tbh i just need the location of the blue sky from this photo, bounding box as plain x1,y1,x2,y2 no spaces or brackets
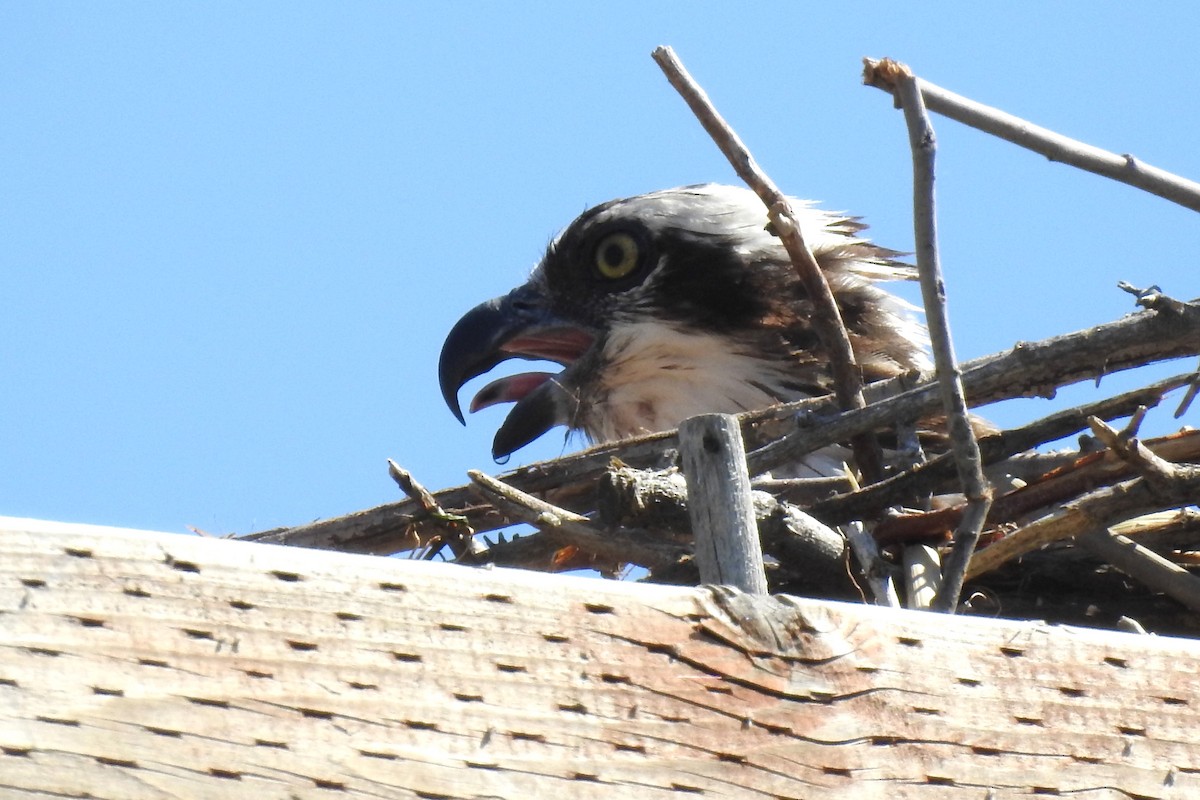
3,4,1198,537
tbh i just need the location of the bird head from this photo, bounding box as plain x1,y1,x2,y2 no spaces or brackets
439,184,928,460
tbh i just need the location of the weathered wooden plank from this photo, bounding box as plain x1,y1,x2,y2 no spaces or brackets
2,515,1199,799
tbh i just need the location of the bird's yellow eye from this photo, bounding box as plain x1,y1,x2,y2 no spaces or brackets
593,232,640,280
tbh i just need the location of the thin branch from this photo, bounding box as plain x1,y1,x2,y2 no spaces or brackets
466,470,686,571
891,66,993,612
596,462,852,597
966,429,1200,580
844,520,900,607
1088,415,1185,486
864,57,1200,214
1076,528,1200,614
1117,509,1200,556
965,477,1161,580
387,459,482,558
875,428,1200,545
813,374,1188,526
652,45,883,481
1175,361,1200,418
748,294,1200,477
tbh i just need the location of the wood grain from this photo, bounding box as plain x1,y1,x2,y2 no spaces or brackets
679,414,767,594
3,516,1199,798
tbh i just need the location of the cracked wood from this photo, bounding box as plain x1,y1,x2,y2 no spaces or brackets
3,517,1200,798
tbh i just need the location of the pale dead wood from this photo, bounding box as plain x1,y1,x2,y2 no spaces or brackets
1174,366,1200,418
6,516,1200,799
1089,413,1200,488
388,459,481,558
1078,529,1200,614
678,414,767,594
864,57,1200,213
965,464,1200,581
1069,417,1200,610
845,518,901,607
467,469,685,572
1115,508,1200,554
903,543,942,609
877,429,1200,544
598,464,852,597
892,64,993,612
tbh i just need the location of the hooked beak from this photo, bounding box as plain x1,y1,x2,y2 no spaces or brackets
438,284,594,458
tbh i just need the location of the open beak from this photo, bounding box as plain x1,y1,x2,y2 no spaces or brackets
438,284,594,458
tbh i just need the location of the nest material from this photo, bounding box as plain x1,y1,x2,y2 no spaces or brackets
244,54,1200,637
245,293,1200,637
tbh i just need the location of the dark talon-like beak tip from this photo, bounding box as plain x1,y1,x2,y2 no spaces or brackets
438,296,515,426
438,361,467,426
490,380,577,460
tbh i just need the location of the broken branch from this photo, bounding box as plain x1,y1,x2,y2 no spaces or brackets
653,45,883,481
863,57,1200,213
467,469,686,571
890,63,993,612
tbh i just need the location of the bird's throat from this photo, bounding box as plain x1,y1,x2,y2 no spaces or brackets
577,321,807,442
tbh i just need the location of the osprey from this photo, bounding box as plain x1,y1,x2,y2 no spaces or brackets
438,185,930,471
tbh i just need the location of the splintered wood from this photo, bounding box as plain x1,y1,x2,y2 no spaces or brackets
3,517,1199,799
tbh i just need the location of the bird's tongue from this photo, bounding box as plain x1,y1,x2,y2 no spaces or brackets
458,326,592,458
468,327,593,413
469,372,555,413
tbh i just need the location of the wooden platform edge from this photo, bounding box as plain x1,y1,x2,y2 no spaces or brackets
2,515,1199,799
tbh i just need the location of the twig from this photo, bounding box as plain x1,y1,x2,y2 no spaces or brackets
748,294,1200,477
903,544,942,610
1077,528,1200,614
891,66,992,612
844,520,900,607
863,57,1200,214
652,45,883,482
597,462,851,596
466,470,686,571
876,428,1200,545
965,476,1161,580
1088,416,1185,486
813,374,1188,526
387,459,481,558
966,429,1200,579
1112,508,1200,554
1174,360,1200,419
